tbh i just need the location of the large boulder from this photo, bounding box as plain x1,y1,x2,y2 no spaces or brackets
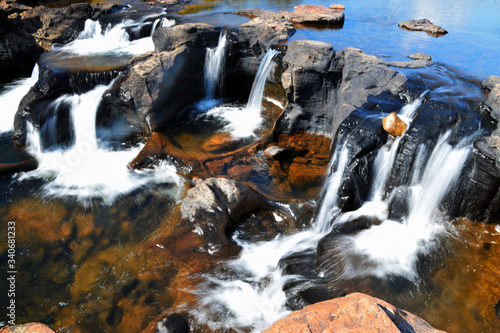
278,40,343,136
99,23,220,132
263,293,446,333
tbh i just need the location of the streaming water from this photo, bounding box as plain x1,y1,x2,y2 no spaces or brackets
0,65,38,133
151,17,176,36
207,49,279,138
204,31,227,100
19,83,183,205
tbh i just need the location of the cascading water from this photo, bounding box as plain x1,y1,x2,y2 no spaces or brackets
193,93,475,331
207,49,279,138
0,64,38,133
151,17,176,36
19,83,183,205
204,31,227,100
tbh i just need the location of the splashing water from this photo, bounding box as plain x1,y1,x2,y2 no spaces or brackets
207,49,279,138
19,83,183,205
0,64,38,133
50,19,154,57
151,17,176,36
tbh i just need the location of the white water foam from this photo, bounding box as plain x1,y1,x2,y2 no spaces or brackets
151,17,175,36
207,49,279,138
0,65,39,133
51,19,154,57
19,83,183,205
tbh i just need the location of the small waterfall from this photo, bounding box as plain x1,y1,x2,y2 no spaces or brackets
204,31,227,100
206,49,279,138
246,49,280,113
0,64,39,133
21,83,183,205
50,19,154,57
151,17,175,36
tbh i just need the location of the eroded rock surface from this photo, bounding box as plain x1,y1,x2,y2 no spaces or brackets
398,19,448,36
263,293,446,333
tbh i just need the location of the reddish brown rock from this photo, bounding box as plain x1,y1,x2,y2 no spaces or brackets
329,4,345,10
263,293,446,333
288,162,326,187
291,4,345,26
0,323,55,333
383,112,408,136
201,133,238,152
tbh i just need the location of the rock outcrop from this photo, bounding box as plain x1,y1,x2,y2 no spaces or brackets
0,0,121,73
0,323,56,333
263,293,446,333
398,19,448,36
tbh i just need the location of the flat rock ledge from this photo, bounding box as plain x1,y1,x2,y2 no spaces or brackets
263,293,446,333
398,19,448,36
235,4,344,27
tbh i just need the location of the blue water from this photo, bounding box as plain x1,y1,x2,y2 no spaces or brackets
187,0,500,79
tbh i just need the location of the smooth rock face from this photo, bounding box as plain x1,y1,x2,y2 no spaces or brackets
398,19,448,36
263,293,446,333
279,40,342,136
383,112,408,136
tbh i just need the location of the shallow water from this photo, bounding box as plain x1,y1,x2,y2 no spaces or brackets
0,0,499,332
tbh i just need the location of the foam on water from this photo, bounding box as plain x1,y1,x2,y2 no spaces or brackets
51,19,154,57
19,83,183,205
0,65,39,133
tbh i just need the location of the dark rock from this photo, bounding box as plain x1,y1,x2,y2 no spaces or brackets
334,48,407,137
332,215,383,235
388,186,411,221
278,40,343,135
156,314,190,333
398,19,448,36
152,22,219,52
263,293,446,333
0,159,38,177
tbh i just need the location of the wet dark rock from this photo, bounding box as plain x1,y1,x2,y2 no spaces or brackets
156,314,190,333
388,187,411,221
398,19,448,36
278,251,316,278
0,0,122,74
334,48,407,137
0,158,38,177
332,215,383,235
152,22,219,53
278,40,343,136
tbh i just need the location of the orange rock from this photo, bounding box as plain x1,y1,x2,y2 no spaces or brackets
329,4,346,10
263,293,446,333
0,323,55,333
227,164,255,181
201,133,238,152
383,112,408,136
288,162,327,187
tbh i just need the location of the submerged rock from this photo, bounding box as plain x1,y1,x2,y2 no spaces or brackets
398,19,448,36
263,293,446,333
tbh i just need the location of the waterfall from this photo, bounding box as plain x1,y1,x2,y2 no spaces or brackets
50,19,154,57
151,17,175,36
206,49,279,138
204,31,227,100
194,94,474,330
20,83,183,205
246,49,279,113
0,64,39,133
